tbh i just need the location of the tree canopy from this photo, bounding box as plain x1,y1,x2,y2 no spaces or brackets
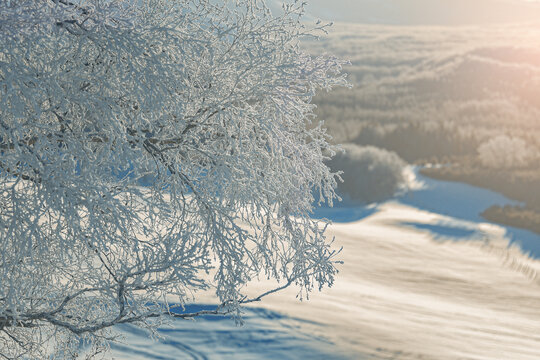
0,0,347,357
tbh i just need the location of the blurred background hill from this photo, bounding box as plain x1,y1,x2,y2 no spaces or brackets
300,21,540,234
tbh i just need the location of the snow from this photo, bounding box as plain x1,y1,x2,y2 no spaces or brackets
109,168,540,359
107,305,346,360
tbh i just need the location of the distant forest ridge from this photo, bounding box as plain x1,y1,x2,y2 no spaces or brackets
308,23,540,234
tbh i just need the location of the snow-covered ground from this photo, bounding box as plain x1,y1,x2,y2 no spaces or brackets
107,305,346,359
109,169,540,359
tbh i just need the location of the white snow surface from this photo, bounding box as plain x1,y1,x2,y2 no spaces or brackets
108,170,540,359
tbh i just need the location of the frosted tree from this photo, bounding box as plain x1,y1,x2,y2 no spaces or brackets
0,0,347,358
478,135,539,169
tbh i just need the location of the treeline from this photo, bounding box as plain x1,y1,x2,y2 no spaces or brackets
482,205,540,235
419,159,540,234
339,120,540,165
351,121,481,163
420,163,540,209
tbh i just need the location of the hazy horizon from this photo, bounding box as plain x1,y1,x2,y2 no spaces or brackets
271,0,540,26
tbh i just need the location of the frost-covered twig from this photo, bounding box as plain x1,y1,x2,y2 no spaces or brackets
0,0,347,357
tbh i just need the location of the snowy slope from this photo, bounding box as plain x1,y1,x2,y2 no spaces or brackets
106,305,346,360
108,170,540,360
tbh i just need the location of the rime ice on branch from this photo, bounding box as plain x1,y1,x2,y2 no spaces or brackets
0,0,347,358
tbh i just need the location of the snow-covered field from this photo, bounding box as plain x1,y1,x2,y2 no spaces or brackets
109,170,540,359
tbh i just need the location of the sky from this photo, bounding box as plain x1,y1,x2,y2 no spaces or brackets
292,0,540,25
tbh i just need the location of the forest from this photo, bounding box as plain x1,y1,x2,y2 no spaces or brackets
306,23,540,234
